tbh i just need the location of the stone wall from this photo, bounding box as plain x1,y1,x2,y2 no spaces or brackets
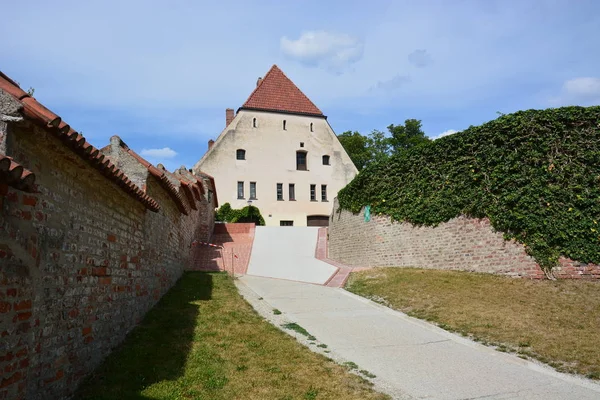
328,199,600,279
0,88,216,399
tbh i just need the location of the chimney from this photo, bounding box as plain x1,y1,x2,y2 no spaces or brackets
225,108,234,127
256,77,263,87
208,139,214,150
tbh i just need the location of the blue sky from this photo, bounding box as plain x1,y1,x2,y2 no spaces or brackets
2,0,600,170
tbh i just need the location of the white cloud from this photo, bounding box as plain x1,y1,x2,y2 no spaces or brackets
550,77,600,106
433,129,458,139
280,31,364,72
408,49,433,68
563,77,600,98
140,147,177,159
371,74,411,93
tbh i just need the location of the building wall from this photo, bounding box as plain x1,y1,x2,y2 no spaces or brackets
193,110,357,226
0,117,215,399
329,199,600,279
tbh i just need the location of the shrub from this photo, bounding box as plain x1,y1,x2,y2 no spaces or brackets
337,106,600,272
215,203,265,226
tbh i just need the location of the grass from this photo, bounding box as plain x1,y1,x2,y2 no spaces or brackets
77,272,388,400
346,267,600,379
282,322,317,341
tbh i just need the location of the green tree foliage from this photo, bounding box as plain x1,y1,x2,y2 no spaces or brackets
215,203,265,225
387,119,431,154
337,106,600,273
338,119,429,170
337,131,372,170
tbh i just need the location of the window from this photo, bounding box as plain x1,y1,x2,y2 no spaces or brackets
237,181,244,199
300,142,304,147
322,155,330,165
296,151,307,171
283,120,287,130
289,183,295,201
277,183,283,200
250,182,257,199
310,184,316,201
252,118,257,128
280,220,294,226
321,185,328,201
236,149,246,160
310,123,313,132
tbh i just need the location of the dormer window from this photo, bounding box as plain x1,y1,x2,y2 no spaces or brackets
253,118,257,128
322,155,330,165
283,120,287,130
310,123,313,132
236,149,246,160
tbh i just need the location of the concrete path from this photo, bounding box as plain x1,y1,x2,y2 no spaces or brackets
238,275,600,400
246,227,337,284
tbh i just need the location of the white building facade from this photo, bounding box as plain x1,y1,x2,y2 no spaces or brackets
193,65,358,226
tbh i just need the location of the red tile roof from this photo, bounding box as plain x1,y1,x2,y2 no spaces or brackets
0,156,36,192
240,65,323,117
0,71,160,212
115,139,188,215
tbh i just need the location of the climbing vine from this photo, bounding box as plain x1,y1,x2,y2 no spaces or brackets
337,106,600,271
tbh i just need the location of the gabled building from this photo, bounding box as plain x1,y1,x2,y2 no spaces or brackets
193,65,358,226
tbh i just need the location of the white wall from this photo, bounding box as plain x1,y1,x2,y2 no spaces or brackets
193,109,358,226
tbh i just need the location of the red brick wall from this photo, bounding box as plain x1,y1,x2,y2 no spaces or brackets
328,199,600,280
0,122,214,399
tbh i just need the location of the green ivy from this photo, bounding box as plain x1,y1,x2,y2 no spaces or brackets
215,203,265,226
337,106,600,272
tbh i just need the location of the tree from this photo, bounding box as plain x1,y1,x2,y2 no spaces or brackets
366,130,391,164
387,119,430,155
337,131,372,170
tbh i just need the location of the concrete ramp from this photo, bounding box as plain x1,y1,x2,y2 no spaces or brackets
246,227,338,284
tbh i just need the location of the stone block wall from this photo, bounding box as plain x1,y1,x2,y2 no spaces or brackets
328,199,600,279
0,89,216,399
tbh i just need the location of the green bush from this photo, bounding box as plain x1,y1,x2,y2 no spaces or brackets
337,106,600,272
215,203,265,226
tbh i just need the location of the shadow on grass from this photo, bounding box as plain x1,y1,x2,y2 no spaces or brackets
75,272,214,399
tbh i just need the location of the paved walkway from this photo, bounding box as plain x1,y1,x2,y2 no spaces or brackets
246,227,337,284
238,275,600,400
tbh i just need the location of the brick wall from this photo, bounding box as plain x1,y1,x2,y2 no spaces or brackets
0,115,215,397
328,199,600,280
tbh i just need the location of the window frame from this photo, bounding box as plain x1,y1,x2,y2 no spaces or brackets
289,183,295,201
249,182,257,200
236,149,246,160
276,183,284,201
296,151,307,171
322,155,330,165
310,184,316,201
321,184,328,202
237,181,244,199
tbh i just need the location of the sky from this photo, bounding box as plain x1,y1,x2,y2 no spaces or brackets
2,0,600,170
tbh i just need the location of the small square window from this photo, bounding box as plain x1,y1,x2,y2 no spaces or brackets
236,149,246,160
322,155,330,165
300,142,304,148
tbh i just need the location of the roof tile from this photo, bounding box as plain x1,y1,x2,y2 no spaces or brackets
240,65,323,117
0,71,160,211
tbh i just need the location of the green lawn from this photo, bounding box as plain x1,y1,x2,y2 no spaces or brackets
346,267,600,379
76,272,388,400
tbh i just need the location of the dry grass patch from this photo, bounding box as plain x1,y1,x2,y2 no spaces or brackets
77,272,388,400
346,267,600,379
